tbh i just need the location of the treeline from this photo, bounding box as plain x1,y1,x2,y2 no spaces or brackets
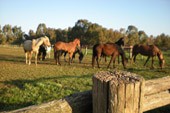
0,19,170,49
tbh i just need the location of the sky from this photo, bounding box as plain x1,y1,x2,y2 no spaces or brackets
0,0,170,36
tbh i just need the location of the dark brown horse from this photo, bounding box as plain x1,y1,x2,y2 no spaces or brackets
54,38,80,65
63,48,84,63
92,43,127,69
101,37,125,63
132,44,165,69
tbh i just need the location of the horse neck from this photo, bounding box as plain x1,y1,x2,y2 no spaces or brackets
32,38,44,49
115,40,124,46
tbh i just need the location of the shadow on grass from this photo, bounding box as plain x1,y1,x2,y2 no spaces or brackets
0,54,25,63
0,74,92,112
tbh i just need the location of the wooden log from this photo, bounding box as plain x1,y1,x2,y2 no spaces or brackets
145,76,170,96
93,71,114,113
93,70,144,113
8,90,92,113
143,90,170,112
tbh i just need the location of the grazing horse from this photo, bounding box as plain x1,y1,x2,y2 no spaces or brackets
38,45,52,60
92,43,127,69
54,38,81,65
46,46,52,58
63,48,84,63
132,44,165,69
38,45,47,61
23,36,51,65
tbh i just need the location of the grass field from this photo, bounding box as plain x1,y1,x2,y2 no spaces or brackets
0,46,170,112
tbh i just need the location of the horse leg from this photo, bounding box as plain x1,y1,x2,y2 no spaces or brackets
121,54,127,69
28,52,32,65
25,52,28,64
92,55,96,68
131,53,137,64
56,51,61,65
151,57,154,69
96,54,101,68
107,54,116,69
105,56,107,62
144,56,150,66
69,52,73,65
35,52,38,65
64,51,67,62
113,57,116,68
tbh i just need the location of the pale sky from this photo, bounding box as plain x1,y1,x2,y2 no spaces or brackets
0,0,170,36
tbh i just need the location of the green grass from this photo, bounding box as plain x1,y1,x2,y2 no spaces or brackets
0,46,170,112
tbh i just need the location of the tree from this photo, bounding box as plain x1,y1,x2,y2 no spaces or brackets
36,23,47,37
3,24,12,35
46,28,56,44
138,30,148,44
29,30,36,39
126,25,139,45
12,26,23,45
70,19,91,45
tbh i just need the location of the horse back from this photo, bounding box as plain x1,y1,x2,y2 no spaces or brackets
102,43,119,56
23,40,32,52
133,44,161,56
54,41,77,52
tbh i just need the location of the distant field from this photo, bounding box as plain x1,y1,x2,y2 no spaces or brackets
0,46,170,112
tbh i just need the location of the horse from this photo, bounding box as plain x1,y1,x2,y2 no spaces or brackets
23,36,51,65
92,43,127,69
38,45,52,60
132,44,165,69
46,46,52,58
101,37,125,63
63,47,84,63
38,45,47,61
54,38,81,65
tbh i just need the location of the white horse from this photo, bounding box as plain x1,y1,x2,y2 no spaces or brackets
23,36,51,65
46,46,52,58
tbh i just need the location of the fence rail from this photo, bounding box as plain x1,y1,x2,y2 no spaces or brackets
7,71,170,113
93,71,170,113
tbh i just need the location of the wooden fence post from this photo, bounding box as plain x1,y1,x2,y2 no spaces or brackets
93,71,145,113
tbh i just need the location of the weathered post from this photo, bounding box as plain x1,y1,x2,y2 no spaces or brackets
93,70,145,113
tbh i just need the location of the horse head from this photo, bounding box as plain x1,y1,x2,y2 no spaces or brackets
159,59,165,69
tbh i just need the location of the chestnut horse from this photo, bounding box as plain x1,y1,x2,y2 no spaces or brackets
92,43,127,69
54,38,80,65
132,44,165,69
23,36,51,65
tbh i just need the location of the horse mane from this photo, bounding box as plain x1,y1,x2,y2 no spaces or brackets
115,37,124,46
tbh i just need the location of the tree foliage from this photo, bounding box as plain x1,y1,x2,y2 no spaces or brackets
0,19,170,49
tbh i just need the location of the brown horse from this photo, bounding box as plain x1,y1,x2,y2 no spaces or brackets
54,38,80,65
92,43,127,69
132,44,165,69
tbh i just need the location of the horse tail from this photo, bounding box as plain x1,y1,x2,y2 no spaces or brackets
92,44,99,67
53,46,57,60
132,44,140,56
117,45,127,68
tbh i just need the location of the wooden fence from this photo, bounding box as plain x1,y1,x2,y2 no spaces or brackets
93,71,170,113
7,70,170,113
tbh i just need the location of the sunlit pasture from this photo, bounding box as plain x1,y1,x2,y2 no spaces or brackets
0,45,170,112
